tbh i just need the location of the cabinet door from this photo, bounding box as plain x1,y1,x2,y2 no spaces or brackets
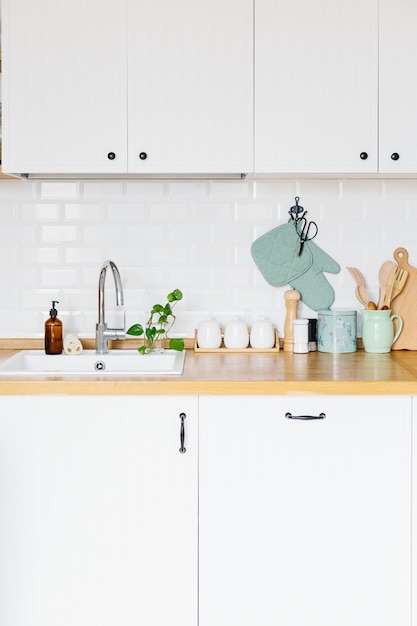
0,395,197,626
2,0,128,174
255,0,378,173
413,397,417,626
127,0,253,174
199,395,411,626
379,0,417,173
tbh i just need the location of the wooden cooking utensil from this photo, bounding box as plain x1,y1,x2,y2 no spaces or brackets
347,267,371,304
377,260,396,309
355,285,369,306
390,267,408,303
390,247,417,349
346,266,366,286
382,265,396,309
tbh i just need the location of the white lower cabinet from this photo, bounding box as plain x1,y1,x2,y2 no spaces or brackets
199,395,412,626
0,395,198,626
0,393,413,626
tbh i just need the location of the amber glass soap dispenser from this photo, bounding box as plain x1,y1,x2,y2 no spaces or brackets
45,300,63,354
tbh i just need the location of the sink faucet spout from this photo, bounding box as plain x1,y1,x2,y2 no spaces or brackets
96,260,126,354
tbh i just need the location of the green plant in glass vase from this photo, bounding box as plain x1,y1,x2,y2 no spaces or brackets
126,289,185,354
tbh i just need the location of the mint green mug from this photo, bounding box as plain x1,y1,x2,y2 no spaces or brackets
361,309,403,353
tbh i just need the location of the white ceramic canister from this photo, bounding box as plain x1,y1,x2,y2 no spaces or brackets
293,319,309,353
224,317,249,349
250,317,275,349
317,309,357,353
197,317,222,349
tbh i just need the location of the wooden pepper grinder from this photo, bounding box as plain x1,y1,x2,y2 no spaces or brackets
284,289,300,352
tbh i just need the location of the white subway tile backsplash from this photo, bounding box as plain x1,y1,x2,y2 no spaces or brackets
20,247,60,265
2,176,417,338
126,180,165,200
168,180,210,199
39,268,82,288
149,202,191,222
107,203,146,222
0,223,37,243
194,246,234,267
41,224,78,242
194,202,234,222
235,203,276,221
40,181,79,199
82,180,122,199
148,245,190,266
211,180,252,199
21,203,60,220
83,223,125,243
64,247,104,265
64,203,104,220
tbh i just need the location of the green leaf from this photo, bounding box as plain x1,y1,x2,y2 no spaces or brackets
169,338,185,351
155,328,166,336
127,323,144,337
158,314,169,324
167,289,183,303
145,327,157,341
138,345,147,355
151,304,164,313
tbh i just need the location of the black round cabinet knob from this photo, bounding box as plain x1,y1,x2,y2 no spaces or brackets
107,152,116,160
359,152,368,160
139,152,148,160
391,152,400,161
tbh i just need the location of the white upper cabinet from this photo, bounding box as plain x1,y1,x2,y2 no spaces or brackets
379,0,417,173
2,0,253,176
255,0,378,174
2,0,128,174
127,0,253,174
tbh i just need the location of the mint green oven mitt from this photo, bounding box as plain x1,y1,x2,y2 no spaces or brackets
251,221,340,311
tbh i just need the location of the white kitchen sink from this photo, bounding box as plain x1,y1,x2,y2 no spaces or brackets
0,349,186,376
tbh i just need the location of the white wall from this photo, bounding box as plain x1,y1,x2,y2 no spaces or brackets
0,176,416,339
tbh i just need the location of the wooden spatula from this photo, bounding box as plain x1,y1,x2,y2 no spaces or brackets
390,268,408,304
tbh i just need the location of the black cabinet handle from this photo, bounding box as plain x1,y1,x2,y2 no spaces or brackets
285,412,326,421
107,152,116,160
359,152,368,160
391,152,400,161
139,152,148,160
179,412,186,454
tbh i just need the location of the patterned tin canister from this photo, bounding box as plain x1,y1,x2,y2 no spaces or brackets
317,309,357,353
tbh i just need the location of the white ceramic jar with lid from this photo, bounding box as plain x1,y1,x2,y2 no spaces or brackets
197,317,222,349
249,317,275,349
224,317,249,349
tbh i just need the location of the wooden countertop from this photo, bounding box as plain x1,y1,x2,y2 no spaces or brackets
1,344,417,395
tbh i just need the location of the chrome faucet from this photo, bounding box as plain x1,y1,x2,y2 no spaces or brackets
96,260,126,354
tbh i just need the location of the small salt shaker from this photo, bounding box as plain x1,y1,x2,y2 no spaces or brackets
293,319,309,353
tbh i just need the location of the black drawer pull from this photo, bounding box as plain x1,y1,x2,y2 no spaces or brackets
285,412,326,420
179,412,186,454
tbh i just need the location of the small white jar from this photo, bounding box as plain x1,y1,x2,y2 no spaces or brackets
197,317,222,349
250,317,275,349
293,319,309,353
224,317,249,349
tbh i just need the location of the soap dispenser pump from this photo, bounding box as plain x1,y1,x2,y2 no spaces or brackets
45,300,63,354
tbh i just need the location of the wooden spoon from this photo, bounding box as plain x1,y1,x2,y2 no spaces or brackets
383,265,396,309
377,260,395,309
355,285,369,306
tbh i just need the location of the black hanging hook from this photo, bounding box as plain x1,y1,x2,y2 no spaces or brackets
288,196,307,221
